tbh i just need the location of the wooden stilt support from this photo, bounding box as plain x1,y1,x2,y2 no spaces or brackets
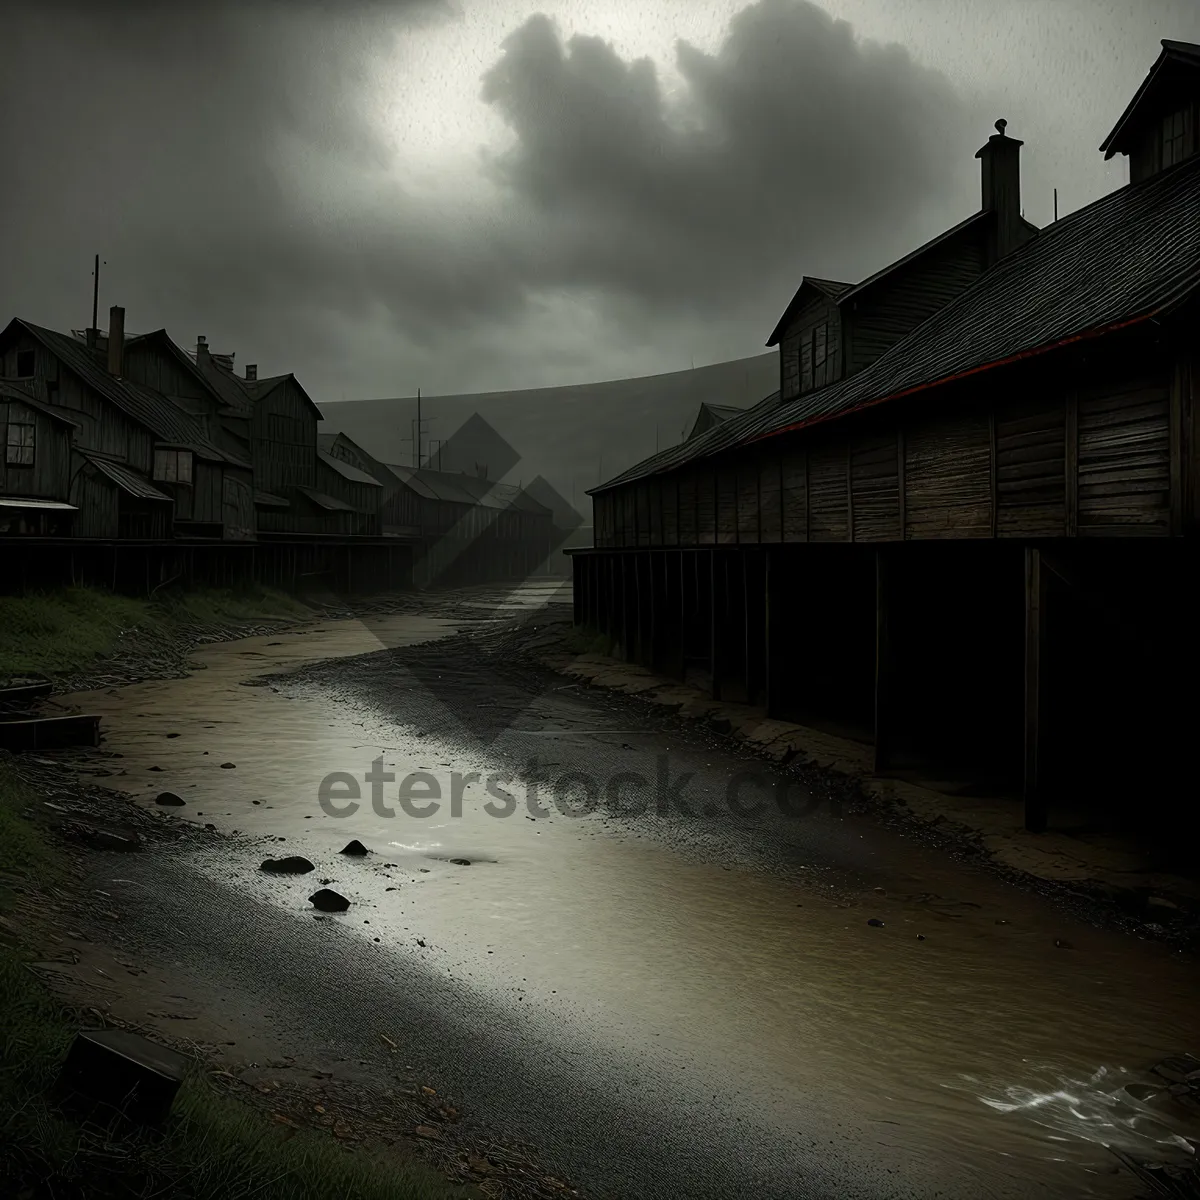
873,548,892,775
1024,545,1047,833
710,550,722,700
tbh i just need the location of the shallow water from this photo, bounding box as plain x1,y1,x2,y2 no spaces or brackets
69,583,1200,1198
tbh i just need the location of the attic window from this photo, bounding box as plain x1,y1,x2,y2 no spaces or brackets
5,406,35,466
15,350,35,378
154,448,194,484
1162,107,1192,168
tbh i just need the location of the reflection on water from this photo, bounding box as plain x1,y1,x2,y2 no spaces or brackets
68,597,1200,1199
964,1064,1197,1165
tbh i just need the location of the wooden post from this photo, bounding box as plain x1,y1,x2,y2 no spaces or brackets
873,548,892,774
576,552,585,628
1065,391,1079,537
710,550,722,699
1024,546,1047,833
633,553,644,664
763,550,774,715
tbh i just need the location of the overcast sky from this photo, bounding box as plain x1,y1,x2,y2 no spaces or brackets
3,0,1198,403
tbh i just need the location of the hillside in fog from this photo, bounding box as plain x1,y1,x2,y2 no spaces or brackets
319,353,779,518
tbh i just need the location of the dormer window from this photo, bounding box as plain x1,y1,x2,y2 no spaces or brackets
1162,106,1192,167
812,323,828,369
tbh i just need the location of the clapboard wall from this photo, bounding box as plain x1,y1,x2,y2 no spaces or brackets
593,334,1192,548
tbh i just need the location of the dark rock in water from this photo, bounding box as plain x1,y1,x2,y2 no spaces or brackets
867,918,885,927
1152,1054,1200,1084
1054,938,1074,950
155,792,185,807
310,888,350,913
148,766,163,772
166,733,180,739
449,858,471,866
260,856,315,875
340,840,369,856
219,762,236,769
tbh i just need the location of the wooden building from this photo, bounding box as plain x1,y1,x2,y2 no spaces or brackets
0,380,79,535
686,402,747,442
316,428,555,586
0,312,253,541
573,41,1200,842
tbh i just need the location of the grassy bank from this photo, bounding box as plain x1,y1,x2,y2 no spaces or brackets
0,764,470,1200
0,586,312,682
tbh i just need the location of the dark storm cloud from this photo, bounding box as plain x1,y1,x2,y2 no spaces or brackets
1,0,998,389
479,1,977,315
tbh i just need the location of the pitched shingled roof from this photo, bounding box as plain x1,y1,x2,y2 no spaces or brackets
317,447,383,487
78,451,172,502
11,321,251,468
593,150,1200,493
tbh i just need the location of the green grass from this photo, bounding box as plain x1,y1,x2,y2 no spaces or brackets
0,586,311,682
0,764,470,1200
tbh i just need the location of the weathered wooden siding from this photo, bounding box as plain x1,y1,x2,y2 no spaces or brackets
1076,377,1171,535
716,465,738,544
122,343,211,405
995,398,1066,536
69,466,119,538
222,469,256,540
759,457,782,543
781,451,808,542
903,411,992,539
0,403,72,501
697,468,716,544
843,227,987,375
594,340,1188,549
661,475,679,546
678,471,697,546
808,440,850,542
254,380,317,496
850,433,901,541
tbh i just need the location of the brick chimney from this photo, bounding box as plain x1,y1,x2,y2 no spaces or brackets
976,119,1025,265
245,364,257,382
196,335,209,365
107,306,125,376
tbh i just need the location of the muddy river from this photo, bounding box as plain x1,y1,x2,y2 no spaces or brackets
66,583,1200,1199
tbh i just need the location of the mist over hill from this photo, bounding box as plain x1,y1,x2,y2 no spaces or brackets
319,352,779,521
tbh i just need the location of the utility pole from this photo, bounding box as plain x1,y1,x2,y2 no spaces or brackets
91,254,100,331
416,388,421,467
1054,188,1059,222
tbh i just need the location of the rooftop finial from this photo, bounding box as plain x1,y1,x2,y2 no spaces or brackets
995,118,1008,135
